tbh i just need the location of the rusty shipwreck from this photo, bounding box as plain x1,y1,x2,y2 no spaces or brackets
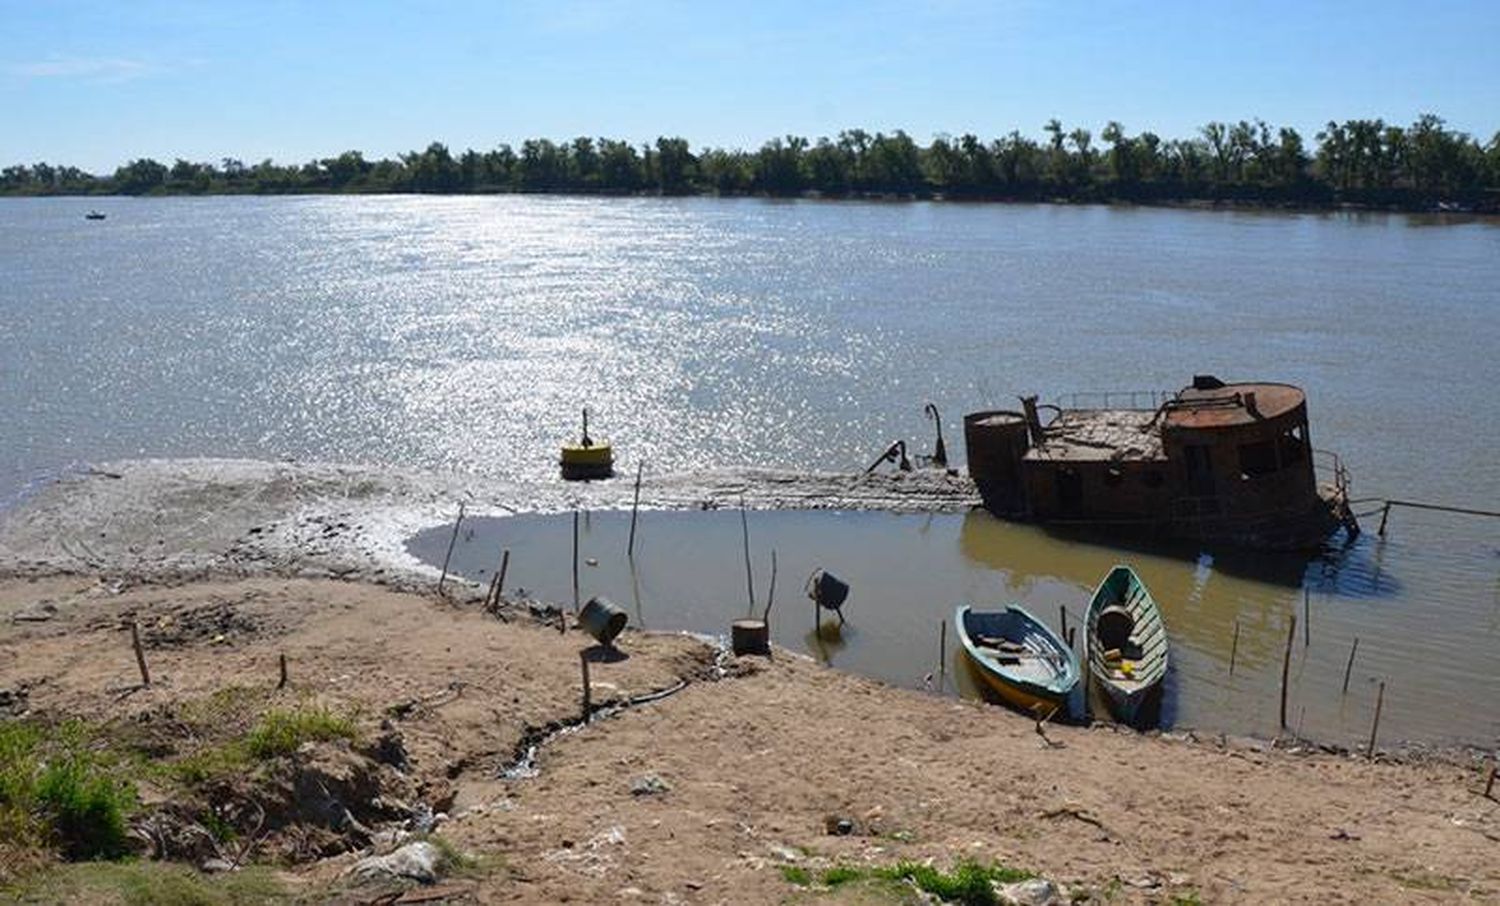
963,376,1356,550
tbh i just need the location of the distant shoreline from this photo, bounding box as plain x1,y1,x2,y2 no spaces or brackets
4,187,1496,218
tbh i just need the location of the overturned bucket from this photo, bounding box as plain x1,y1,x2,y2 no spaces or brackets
579,596,628,647
731,619,770,656
808,569,850,611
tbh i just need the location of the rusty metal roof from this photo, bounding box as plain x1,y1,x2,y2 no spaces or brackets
1024,409,1166,463
1165,382,1305,430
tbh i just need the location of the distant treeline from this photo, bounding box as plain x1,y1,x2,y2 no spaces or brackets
5,115,1499,212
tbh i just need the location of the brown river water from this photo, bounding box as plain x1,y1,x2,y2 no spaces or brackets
412,504,1500,750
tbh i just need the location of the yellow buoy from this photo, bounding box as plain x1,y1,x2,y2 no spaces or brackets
560,408,614,480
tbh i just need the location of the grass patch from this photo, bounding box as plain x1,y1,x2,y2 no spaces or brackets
874,859,1033,905
779,859,1033,903
0,721,136,861
245,705,357,760
5,860,287,905
1172,893,1204,906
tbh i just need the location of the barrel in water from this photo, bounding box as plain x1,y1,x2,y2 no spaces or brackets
579,596,628,646
963,411,1030,516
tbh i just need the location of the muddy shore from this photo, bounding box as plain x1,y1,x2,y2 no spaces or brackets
2,459,1498,903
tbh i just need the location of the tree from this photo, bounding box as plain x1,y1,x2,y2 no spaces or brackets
114,158,167,194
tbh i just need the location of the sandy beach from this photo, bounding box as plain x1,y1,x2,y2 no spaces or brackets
1,460,1497,903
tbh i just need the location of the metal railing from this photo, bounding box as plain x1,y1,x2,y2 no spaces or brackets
1053,389,1176,411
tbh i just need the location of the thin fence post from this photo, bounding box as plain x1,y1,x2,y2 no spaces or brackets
130,620,150,687
739,500,755,612
580,651,592,723
628,462,643,559
1228,620,1240,677
496,549,510,605
1303,587,1311,647
1279,613,1297,731
277,652,288,690
437,502,466,594
938,619,947,692
1341,638,1360,695
1366,680,1386,759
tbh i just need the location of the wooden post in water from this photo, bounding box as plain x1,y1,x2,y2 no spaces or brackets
1341,638,1360,695
1366,680,1386,759
277,653,288,690
627,462,643,559
1303,587,1311,647
579,651,592,724
495,549,510,605
130,620,150,687
938,619,947,692
437,502,466,595
739,499,755,612
571,510,580,613
1279,613,1297,731
1229,620,1240,677
1377,502,1392,536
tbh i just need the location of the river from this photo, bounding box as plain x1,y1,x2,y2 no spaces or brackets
4,195,1499,746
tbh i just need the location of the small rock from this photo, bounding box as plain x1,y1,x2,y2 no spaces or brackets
996,878,1061,906
352,840,442,884
767,844,801,863
631,774,671,796
200,858,234,874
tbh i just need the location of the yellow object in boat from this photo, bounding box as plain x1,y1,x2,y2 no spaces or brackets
1119,661,1136,676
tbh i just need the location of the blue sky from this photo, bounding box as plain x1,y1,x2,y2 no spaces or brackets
4,0,1498,172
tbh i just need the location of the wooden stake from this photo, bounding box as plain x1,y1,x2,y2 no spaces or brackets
1377,501,1392,536
495,549,510,606
1303,587,1311,647
763,549,778,622
1279,613,1297,731
627,461,643,559
437,502,466,595
1341,637,1360,695
1228,620,1240,677
1366,680,1386,759
580,651,592,723
739,499,755,613
277,652,288,690
571,510,580,613
130,620,150,687
938,619,947,692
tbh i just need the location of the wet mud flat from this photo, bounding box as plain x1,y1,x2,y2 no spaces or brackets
0,458,978,586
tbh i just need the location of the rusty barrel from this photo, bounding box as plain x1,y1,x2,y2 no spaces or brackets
963,410,1030,516
579,596,628,646
731,619,770,656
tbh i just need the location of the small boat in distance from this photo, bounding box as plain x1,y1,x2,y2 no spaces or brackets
84,210,106,220
1086,565,1168,726
956,604,1079,719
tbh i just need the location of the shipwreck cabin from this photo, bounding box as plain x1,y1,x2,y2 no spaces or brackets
964,377,1354,550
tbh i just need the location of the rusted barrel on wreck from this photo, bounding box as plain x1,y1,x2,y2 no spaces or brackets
963,410,1030,515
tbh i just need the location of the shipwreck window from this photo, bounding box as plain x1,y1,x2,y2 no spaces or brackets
1278,424,1308,465
1238,440,1279,478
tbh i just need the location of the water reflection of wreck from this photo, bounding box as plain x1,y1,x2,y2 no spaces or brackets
964,376,1357,551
